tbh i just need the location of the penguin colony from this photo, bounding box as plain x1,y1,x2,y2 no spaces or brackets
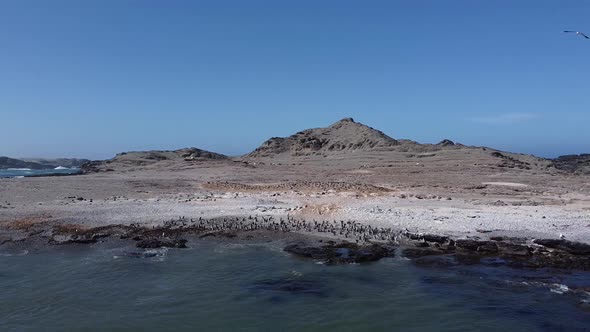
143,215,404,244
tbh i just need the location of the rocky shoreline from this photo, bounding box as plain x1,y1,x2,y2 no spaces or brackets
3,216,590,271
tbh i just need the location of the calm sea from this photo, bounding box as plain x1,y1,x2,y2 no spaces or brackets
1,240,589,331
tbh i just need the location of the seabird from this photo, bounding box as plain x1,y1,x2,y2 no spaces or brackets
564,30,589,39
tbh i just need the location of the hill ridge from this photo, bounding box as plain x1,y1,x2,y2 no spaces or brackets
245,117,402,159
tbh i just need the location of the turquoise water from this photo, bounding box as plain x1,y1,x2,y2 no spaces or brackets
0,168,80,178
1,240,589,331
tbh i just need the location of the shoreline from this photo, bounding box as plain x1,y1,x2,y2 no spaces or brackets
2,162,590,270
2,215,590,270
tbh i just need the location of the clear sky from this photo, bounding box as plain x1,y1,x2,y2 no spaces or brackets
1,1,589,160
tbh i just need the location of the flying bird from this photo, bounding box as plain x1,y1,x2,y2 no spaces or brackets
564,30,589,39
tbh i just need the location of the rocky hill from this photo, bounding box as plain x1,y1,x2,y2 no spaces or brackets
240,117,554,174
245,118,405,158
243,118,464,159
81,147,227,173
552,154,590,174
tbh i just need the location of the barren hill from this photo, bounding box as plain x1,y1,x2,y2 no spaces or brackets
81,147,227,173
241,118,552,175
245,118,405,159
244,117,470,158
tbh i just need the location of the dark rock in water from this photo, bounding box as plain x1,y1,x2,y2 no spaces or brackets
122,252,158,258
284,242,395,264
520,249,590,270
251,277,329,298
65,237,98,244
412,255,459,268
533,239,590,255
136,238,187,249
402,248,447,258
401,233,590,271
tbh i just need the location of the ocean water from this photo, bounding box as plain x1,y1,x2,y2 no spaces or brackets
1,241,589,331
0,168,80,178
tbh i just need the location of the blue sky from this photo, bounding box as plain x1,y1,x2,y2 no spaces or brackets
1,1,589,159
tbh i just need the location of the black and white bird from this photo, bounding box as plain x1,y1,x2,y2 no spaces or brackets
564,30,589,39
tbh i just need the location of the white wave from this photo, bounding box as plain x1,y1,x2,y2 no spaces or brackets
6,168,31,171
550,283,570,295
54,166,69,170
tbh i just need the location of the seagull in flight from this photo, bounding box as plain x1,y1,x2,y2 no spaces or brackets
564,30,589,39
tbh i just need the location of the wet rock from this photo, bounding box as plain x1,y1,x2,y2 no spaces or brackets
402,248,446,259
250,277,329,298
412,255,459,268
136,238,187,249
497,242,532,257
522,250,590,270
455,239,498,254
199,231,237,239
284,242,394,264
533,239,590,255
64,236,98,244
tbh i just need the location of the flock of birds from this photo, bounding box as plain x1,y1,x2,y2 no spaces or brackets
158,215,403,244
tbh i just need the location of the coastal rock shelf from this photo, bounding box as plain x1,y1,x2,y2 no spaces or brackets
283,242,395,264
5,217,590,270
400,234,590,270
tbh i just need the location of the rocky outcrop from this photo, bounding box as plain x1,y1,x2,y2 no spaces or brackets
81,147,227,173
552,154,590,174
401,233,590,270
436,139,455,147
490,151,532,170
532,239,590,255
284,241,395,264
